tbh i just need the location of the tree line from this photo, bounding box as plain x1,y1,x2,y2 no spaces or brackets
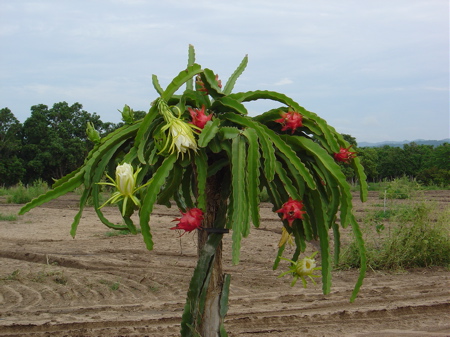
342,135,449,186
1,102,449,187
0,102,145,186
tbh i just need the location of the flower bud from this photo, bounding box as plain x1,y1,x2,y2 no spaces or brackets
120,104,134,124
86,122,101,144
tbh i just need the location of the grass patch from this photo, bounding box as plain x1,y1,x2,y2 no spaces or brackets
339,200,450,270
0,269,21,281
104,229,139,237
0,213,18,221
6,180,49,204
0,187,9,196
99,279,120,290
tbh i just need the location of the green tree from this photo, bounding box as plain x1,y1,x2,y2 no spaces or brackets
357,147,379,181
0,107,25,186
20,102,106,183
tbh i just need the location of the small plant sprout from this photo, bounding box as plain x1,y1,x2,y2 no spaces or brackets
279,252,322,287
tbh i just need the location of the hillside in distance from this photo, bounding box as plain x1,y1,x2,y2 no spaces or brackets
358,138,449,148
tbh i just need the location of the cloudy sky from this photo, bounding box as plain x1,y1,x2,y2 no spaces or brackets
1,0,448,143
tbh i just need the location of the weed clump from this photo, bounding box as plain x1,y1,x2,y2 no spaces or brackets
339,200,450,270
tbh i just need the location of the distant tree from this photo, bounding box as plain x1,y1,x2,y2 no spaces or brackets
0,108,25,185
20,102,105,184
342,134,357,147
357,147,379,182
376,146,405,179
432,143,450,170
401,142,434,177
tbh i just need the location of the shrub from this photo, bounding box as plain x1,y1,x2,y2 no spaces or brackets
379,176,421,200
339,200,450,270
6,180,49,204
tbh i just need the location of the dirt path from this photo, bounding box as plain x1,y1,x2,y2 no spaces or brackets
0,191,449,336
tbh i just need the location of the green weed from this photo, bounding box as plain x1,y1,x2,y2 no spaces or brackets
379,176,421,200
339,200,450,270
0,269,21,281
6,180,49,204
0,213,18,221
99,279,120,290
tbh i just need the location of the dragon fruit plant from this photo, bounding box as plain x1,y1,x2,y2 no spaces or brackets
20,45,368,337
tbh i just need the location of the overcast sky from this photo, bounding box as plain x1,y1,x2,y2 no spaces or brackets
1,0,448,143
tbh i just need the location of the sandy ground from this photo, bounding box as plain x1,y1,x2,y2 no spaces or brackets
0,190,449,337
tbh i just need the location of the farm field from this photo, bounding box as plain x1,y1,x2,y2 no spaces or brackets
0,190,449,337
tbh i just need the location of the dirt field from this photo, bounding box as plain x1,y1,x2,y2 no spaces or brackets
0,190,449,337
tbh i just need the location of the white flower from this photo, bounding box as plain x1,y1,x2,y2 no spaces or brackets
170,119,198,154
156,98,198,157
98,163,149,215
278,252,322,288
115,163,136,196
296,256,317,276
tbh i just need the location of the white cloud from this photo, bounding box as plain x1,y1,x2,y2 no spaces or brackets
274,78,293,86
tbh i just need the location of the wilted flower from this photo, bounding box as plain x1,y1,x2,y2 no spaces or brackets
86,122,101,144
98,163,147,215
156,98,199,157
275,110,303,134
188,105,212,129
276,197,306,226
278,252,322,287
334,146,356,163
170,208,204,235
278,226,294,248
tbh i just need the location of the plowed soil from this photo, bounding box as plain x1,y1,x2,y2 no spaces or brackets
0,191,449,337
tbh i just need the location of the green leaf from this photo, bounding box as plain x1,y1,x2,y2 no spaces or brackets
181,165,195,209
186,44,196,90
152,74,164,95
211,96,248,115
70,186,90,238
272,243,286,270
222,113,276,182
134,104,159,150
139,154,177,250
219,127,241,140
261,127,315,190
19,171,84,215
223,54,248,95
310,189,332,294
200,68,224,99
352,156,368,202
207,158,229,177
219,273,231,319
242,128,260,228
194,150,208,210
162,63,202,101
230,135,248,264
229,90,340,152
274,161,300,199
348,215,367,303
157,163,183,206
198,119,220,148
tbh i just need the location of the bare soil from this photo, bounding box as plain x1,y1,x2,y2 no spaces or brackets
0,191,449,337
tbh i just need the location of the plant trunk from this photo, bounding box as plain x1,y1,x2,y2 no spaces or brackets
197,173,226,337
